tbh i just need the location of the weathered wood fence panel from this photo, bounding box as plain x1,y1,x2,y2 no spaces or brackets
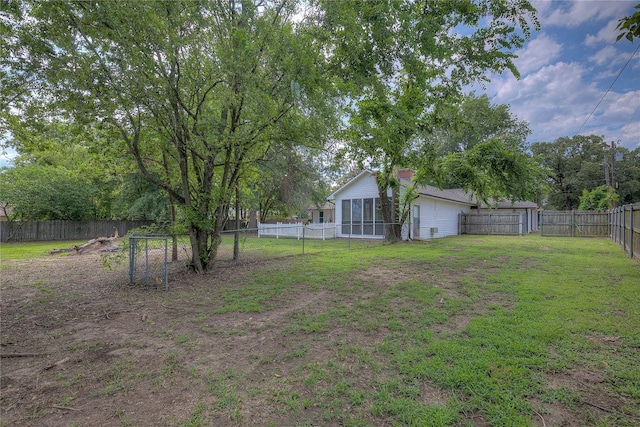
610,203,639,260
459,213,527,235
539,210,609,237
0,220,153,242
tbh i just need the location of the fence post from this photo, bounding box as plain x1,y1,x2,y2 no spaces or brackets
129,235,135,284
488,213,492,236
302,225,305,255
630,204,634,259
572,209,575,237
519,212,523,235
619,207,623,244
622,206,626,253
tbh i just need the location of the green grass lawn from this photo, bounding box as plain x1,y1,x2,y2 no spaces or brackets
0,240,88,260
202,234,640,425
2,234,639,426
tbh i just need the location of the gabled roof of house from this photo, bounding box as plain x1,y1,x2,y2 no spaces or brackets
477,200,538,209
326,170,374,200
327,170,537,209
307,202,334,211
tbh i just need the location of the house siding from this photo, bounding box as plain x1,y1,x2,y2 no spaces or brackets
311,208,334,224
413,196,471,240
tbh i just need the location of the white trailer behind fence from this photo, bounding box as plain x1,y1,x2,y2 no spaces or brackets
257,222,337,240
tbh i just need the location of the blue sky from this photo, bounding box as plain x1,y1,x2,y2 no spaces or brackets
484,0,640,150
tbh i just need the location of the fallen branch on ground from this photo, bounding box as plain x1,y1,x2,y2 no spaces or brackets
43,357,70,370
0,353,47,358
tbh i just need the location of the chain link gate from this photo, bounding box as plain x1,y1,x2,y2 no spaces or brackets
129,235,169,291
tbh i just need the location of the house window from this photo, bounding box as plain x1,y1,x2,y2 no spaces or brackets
352,199,362,234
341,198,383,236
341,200,351,234
319,211,324,224
363,198,374,235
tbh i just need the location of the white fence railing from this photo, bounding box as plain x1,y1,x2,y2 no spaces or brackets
257,222,337,240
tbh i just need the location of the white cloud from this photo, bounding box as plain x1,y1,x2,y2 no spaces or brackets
585,19,622,46
614,115,640,149
588,45,621,66
486,61,640,149
533,0,632,28
514,33,563,75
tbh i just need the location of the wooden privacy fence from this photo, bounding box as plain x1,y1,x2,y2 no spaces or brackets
539,210,609,237
0,220,153,242
459,212,528,235
610,203,639,260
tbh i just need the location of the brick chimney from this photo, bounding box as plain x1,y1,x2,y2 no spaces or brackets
397,169,414,180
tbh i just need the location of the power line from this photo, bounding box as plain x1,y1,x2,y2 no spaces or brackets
574,44,640,137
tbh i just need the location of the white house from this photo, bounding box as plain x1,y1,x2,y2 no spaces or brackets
326,170,476,240
306,202,335,224
325,169,538,240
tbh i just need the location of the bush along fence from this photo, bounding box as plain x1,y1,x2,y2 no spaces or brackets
0,220,153,242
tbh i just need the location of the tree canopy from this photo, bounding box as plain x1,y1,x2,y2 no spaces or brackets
3,0,334,271
2,0,546,259
318,0,541,240
531,135,640,210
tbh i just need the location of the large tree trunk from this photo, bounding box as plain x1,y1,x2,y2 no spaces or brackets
375,171,402,242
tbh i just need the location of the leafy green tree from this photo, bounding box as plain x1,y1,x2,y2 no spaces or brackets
615,146,640,205
4,1,333,272
0,163,96,220
317,0,540,240
531,135,608,210
578,185,619,211
617,3,640,41
1,119,129,219
529,135,640,210
250,144,329,222
432,93,531,156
